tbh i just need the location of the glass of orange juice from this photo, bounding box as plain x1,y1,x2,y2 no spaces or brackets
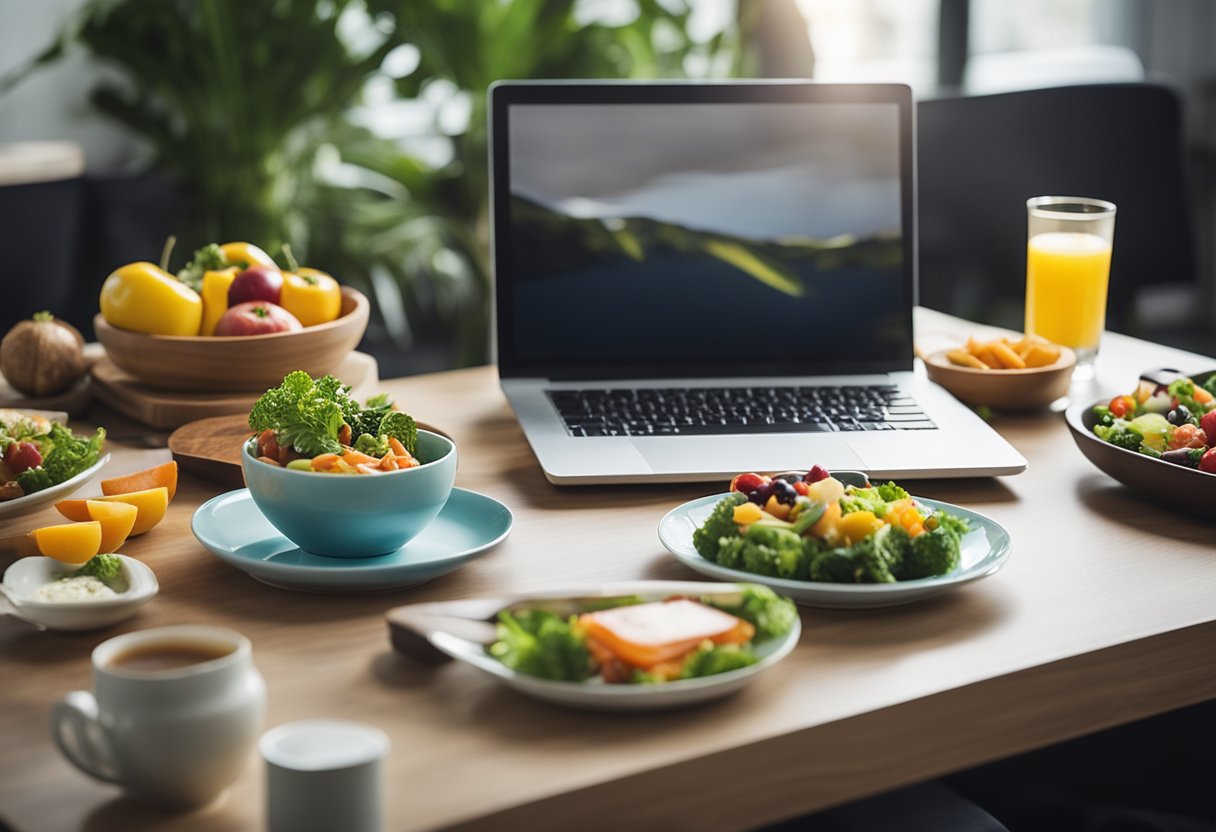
1025,196,1117,379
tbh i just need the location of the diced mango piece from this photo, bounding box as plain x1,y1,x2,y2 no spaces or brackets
732,501,763,526
838,510,883,546
763,495,791,521
32,521,103,564
809,501,843,543
101,461,178,502
84,500,139,553
91,487,169,536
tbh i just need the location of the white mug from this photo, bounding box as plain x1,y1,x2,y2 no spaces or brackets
50,625,266,809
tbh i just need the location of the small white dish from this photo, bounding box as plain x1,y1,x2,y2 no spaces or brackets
397,581,801,711
0,554,158,630
0,454,110,520
659,494,1012,609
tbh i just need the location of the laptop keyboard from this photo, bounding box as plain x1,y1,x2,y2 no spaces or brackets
547,385,936,437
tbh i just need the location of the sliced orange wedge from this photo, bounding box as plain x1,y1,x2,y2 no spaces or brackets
32,521,103,564
101,461,178,502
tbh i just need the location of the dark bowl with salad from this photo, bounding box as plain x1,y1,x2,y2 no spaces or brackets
241,371,456,557
1065,368,1216,518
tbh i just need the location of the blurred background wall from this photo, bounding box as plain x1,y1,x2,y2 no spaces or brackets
1,0,1214,374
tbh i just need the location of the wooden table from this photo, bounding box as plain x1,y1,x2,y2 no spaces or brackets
3,310,1216,832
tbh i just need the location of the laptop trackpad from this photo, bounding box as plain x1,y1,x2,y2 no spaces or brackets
633,434,865,475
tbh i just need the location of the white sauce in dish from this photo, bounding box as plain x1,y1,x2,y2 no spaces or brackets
32,576,119,602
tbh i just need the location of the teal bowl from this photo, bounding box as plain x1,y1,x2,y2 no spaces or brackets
240,430,457,558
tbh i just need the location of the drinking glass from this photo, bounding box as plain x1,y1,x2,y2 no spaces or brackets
1025,196,1117,379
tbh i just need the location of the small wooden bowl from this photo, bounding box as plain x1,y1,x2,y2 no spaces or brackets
923,345,1076,410
95,287,369,392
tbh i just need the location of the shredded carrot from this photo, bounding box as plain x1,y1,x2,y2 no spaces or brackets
310,453,341,471
387,437,408,457
341,450,380,467
396,455,418,469
380,453,398,471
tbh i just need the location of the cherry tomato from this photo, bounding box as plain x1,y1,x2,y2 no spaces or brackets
1108,395,1135,418
730,472,768,494
1200,447,1216,474
1201,410,1216,446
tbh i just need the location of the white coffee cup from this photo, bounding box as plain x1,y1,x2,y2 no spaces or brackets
261,719,390,832
50,625,266,809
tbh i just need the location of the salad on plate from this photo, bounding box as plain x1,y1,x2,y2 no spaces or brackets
0,410,105,503
692,466,970,584
1090,372,1216,473
488,584,797,685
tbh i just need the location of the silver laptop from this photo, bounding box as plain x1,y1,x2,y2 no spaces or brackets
489,81,1027,485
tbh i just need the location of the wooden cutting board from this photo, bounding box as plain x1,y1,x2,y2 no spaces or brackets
169,413,449,490
92,351,379,430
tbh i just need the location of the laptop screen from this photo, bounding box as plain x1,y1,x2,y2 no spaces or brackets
491,83,915,380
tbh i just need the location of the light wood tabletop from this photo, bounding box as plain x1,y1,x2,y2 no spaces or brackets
3,309,1215,832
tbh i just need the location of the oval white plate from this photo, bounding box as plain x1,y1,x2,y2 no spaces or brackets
0,454,110,520
1,554,158,630
424,581,800,711
659,494,1012,609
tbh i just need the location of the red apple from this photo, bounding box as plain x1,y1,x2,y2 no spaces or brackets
228,266,284,306
4,441,42,475
214,302,303,336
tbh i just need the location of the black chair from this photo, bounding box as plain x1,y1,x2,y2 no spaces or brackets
917,82,1196,335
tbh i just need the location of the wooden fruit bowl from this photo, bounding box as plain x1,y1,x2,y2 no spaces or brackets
94,287,369,392
923,345,1076,411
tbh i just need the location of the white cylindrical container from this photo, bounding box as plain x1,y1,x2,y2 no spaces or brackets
261,719,390,832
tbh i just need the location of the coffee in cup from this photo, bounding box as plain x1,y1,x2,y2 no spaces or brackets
51,625,265,809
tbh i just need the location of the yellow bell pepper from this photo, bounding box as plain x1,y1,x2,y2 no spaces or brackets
219,241,276,271
280,268,342,327
199,267,239,335
100,262,203,336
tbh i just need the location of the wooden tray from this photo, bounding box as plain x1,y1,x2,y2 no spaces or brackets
92,351,379,430
170,412,448,490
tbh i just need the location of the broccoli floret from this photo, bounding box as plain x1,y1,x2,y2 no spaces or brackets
376,411,418,455
71,554,127,591
679,643,758,679
740,525,805,579
807,525,904,583
899,513,967,579
710,528,806,579
1092,405,1114,427
1094,421,1143,452
692,492,747,561
709,584,798,641
808,545,868,582
714,536,748,570
353,433,389,457
853,523,903,582
487,610,590,682
840,482,910,517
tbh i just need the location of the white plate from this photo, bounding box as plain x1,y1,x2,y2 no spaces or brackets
659,494,1012,609
1,554,158,630
0,454,110,520
422,581,801,711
